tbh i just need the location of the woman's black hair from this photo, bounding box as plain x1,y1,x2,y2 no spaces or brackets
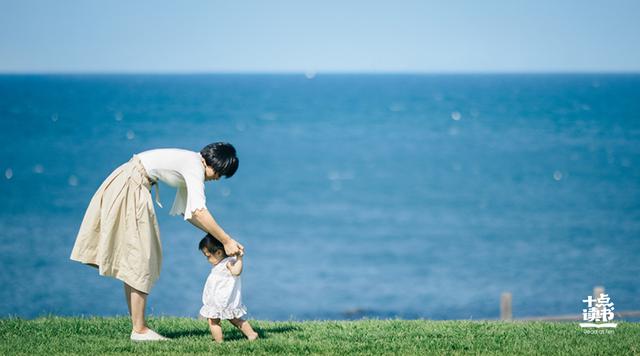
198,233,226,256
200,142,239,178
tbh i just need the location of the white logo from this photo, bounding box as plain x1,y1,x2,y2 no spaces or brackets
579,293,617,330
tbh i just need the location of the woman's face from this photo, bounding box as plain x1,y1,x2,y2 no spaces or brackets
201,157,221,181
204,166,221,181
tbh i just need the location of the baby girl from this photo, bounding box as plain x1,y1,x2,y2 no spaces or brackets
198,233,258,342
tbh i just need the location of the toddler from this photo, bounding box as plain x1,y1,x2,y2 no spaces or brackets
199,233,258,342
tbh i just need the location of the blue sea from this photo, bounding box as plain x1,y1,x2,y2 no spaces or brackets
0,74,639,321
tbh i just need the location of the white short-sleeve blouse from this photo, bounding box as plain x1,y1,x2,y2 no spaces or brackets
137,148,207,220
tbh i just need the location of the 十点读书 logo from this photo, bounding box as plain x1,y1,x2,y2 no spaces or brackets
579,293,617,333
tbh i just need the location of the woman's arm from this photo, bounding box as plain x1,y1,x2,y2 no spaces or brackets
186,212,207,232
226,255,243,276
188,209,244,255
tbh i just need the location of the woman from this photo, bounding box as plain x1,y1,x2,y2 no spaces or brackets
70,142,243,341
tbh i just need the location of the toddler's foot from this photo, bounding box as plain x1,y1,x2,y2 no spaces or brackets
247,332,258,341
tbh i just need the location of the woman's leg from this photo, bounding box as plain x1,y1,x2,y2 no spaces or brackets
208,318,223,343
123,283,132,316
229,318,258,341
125,283,149,333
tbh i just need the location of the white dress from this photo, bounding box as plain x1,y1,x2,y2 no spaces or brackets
137,148,207,220
199,256,248,319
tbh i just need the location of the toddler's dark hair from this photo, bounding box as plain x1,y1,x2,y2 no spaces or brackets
198,233,226,256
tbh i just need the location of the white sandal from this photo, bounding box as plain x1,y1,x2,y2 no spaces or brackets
130,328,170,341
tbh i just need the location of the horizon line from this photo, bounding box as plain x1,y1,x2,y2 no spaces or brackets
1,70,640,76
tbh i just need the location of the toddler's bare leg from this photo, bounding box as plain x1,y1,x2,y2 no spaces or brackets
229,318,258,341
208,318,223,343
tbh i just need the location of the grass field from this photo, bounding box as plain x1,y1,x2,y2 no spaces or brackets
0,316,637,355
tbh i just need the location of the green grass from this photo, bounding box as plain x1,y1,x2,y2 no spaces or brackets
0,316,638,355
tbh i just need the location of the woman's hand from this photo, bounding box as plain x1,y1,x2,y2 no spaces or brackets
223,239,244,257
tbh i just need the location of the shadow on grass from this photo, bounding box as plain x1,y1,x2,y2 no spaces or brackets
163,324,303,341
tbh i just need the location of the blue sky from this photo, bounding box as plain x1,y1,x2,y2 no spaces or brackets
1,0,639,73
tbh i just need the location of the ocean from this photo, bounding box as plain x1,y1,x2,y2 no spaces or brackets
0,74,638,321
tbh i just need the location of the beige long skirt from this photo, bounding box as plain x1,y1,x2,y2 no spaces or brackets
70,155,162,294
